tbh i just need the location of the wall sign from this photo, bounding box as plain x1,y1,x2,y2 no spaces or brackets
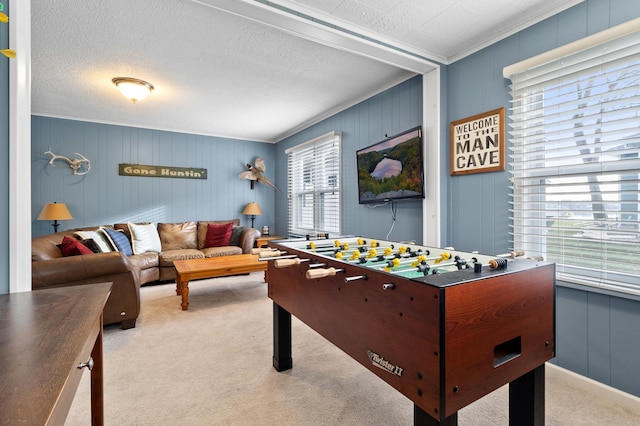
450,107,505,176
119,164,208,179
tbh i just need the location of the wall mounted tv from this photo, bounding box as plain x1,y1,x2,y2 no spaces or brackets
356,126,425,204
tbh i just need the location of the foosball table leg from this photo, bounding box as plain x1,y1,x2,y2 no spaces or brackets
273,302,292,372
414,405,457,425
509,364,545,426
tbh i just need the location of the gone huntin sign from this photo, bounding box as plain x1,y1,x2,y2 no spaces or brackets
119,164,208,180
450,107,505,176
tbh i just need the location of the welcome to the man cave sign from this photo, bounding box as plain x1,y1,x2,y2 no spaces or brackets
450,107,505,176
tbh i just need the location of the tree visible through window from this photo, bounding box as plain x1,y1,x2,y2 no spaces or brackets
507,31,640,295
286,131,341,237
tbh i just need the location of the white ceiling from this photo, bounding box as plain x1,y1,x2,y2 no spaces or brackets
31,0,583,142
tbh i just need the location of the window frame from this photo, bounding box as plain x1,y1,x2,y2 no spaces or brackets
505,26,640,297
286,131,342,237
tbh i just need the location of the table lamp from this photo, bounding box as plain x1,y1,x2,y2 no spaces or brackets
38,202,73,233
242,202,262,228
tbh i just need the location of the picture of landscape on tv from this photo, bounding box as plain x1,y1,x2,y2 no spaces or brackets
356,126,424,204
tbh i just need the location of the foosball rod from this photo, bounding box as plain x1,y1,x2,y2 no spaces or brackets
306,238,366,250
386,264,430,276
307,238,387,251
370,255,429,270
386,255,475,274
333,245,398,261
426,256,475,270
496,249,525,258
341,247,427,265
314,242,396,255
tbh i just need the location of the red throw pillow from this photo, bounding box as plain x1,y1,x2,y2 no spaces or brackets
60,236,94,256
204,222,233,248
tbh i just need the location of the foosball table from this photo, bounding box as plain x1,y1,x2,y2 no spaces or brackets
263,236,556,426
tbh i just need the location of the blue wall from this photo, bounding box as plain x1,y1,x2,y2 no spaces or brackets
31,117,276,235
0,0,9,295
446,0,640,397
274,76,424,243
556,286,640,397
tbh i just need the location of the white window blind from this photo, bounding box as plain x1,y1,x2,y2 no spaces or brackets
286,131,342,237
506,29,640,296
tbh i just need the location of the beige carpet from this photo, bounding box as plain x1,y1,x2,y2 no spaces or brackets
66,273,640,425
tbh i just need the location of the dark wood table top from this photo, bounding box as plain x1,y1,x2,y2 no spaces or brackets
0,283,112,425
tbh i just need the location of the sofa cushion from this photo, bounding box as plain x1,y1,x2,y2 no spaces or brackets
197,219,240,249
128,252,160,269
74,230,114,252
204,222,233,248
202,246,243,258
158,222,197,251
59,236,93,256
128,222,162,254
158,249,205,267
100,227,134,256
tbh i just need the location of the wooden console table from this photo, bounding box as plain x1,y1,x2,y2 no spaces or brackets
0,282,112,425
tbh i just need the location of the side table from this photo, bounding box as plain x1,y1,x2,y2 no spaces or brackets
0,282,112,425
256,235,286,249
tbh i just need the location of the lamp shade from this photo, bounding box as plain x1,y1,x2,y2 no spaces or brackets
242,202,262,216
38,202,73,221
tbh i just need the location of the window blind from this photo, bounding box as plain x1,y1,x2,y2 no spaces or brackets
286,131,342,237
506,30,640,296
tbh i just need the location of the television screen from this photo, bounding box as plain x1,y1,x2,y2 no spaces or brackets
356,126,425,204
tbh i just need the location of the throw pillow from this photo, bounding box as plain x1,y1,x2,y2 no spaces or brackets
157,222,198,251
204,222,233,248
100,227,133,256
128,222,162,254
74,230,114,252
59,236,94,256
229,226,245,246
80,238,102,253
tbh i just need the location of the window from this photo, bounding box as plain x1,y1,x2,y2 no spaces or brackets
286,131,342,237
506,28,640,296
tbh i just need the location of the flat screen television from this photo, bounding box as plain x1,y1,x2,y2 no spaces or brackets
356,126,425,204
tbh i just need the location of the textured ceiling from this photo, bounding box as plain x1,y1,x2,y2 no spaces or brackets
31,0,583,142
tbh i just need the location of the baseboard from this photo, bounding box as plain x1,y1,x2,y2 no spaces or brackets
546,363,640,413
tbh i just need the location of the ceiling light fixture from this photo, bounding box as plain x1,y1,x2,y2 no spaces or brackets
112,77,154,103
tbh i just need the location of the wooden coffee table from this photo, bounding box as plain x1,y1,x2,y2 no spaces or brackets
174,254,267,310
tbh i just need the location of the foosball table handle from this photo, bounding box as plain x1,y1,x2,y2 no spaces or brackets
257,250,285,258
274,258,310,268
305,267,345,280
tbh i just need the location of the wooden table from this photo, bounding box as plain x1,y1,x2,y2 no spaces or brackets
175,254,267,310
0,282,112,426
256,235,285,249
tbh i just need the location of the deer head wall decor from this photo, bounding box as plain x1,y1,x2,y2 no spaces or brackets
44,147,91,176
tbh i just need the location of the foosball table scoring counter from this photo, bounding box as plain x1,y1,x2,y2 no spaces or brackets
262,236,556,426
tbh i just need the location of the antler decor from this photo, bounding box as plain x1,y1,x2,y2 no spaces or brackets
44,147,91,176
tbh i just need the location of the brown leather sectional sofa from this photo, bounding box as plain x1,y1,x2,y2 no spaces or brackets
31,219,259,329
